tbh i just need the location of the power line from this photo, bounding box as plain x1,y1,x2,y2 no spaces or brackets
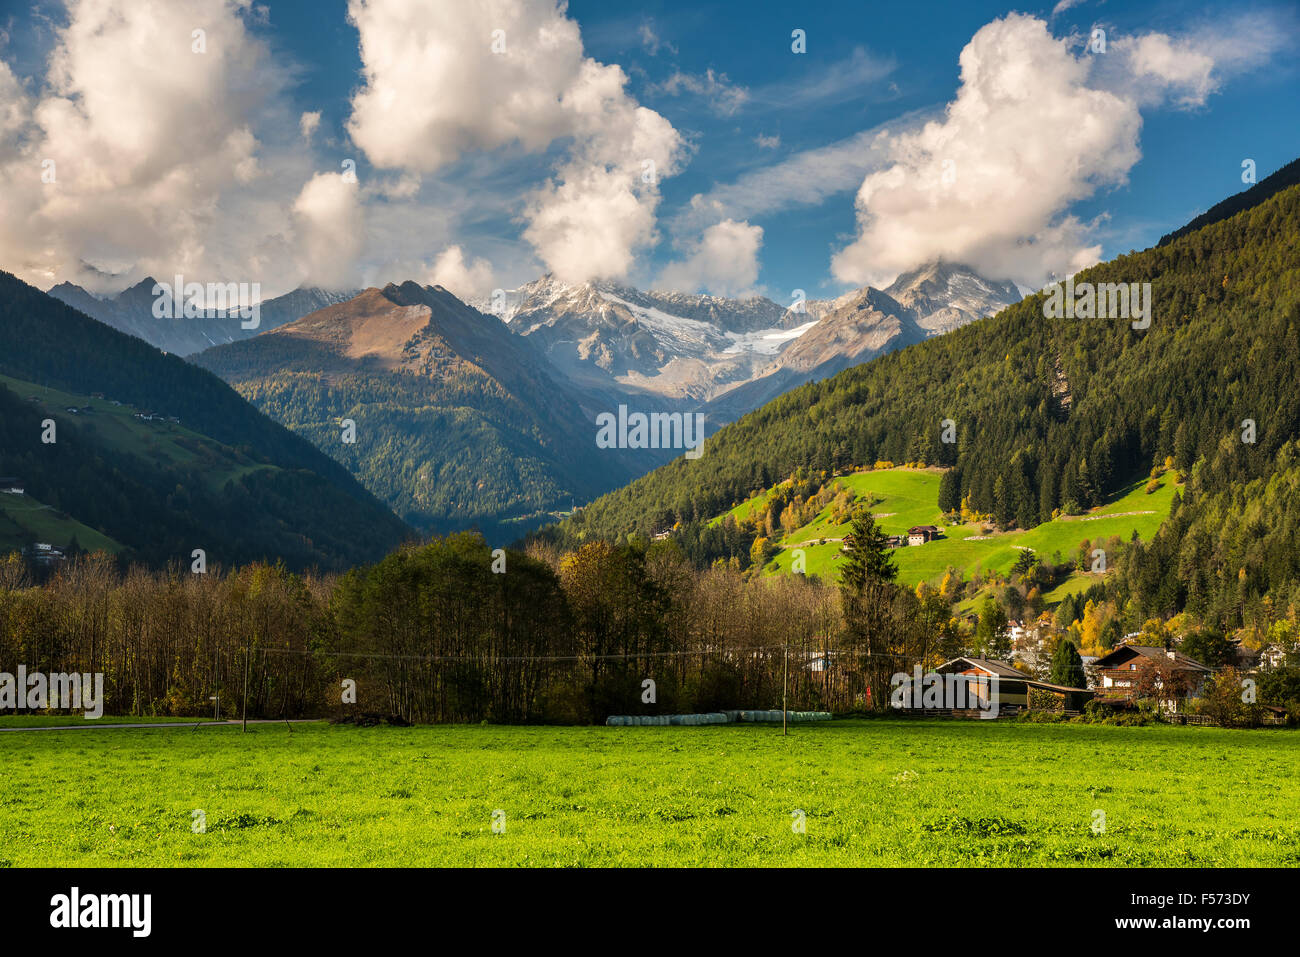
250,645,920,665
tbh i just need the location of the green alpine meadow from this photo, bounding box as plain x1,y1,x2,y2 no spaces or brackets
4,719,1299,868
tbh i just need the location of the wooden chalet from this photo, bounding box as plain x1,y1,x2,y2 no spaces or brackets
918,657,1094,714
1091,643,1212,703
907,525,941,546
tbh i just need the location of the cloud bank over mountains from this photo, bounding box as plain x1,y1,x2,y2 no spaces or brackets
346,0,683,286
0,1,1290,301
829,12,1289,289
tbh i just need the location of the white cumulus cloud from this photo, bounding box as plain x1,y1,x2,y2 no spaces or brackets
293,172,364,289
299,110,321,143
345,0,683,284
426,245,494,300
0,0,330,295
659,219,763,297
830,12,1286,290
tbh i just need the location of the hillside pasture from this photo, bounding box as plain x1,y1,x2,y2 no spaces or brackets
761,468,1177,590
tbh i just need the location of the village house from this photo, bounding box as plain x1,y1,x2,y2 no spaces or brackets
1080,655,1100,689
802,650,837,673
907,525,941,546
1091,643,1213,706
1257,643,1292,670
1232,643,1263,671
0,477,23,495
1230,638,1296,672
904,656,1096,715
27,543,67,565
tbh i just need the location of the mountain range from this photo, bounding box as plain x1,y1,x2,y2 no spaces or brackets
47,279,358,356
184,261,1018,536
31,258,1020,539
0,271,409,569
477,261,1021,418
194,280,649,537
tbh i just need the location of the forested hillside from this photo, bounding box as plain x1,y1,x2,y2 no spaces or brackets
0,273,410,569
545,180,1300,639
196,282,650,537
1109,441,1300,635
1158,157,1300,246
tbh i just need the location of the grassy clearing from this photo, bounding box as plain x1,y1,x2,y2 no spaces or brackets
0,491,124,554
0,372,274,496
1,719,1296,867
759,469,1177,590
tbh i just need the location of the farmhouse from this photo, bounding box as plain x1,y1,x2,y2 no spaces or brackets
27,543,67,565
907,525,941,546
929,657,1094,713
803,651,836,673
1091,644,1212,703
0,477,23,494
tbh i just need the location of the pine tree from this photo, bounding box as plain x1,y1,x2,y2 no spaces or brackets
839,508,897,593
938,467,961,513
1049,638,1087,688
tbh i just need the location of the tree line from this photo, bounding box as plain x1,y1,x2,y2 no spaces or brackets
0,515,963,724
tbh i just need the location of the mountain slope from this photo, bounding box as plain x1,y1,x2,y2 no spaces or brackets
543,179,1300,565
0,271,410,569
704,265,1020,420
47,278,358,356
486,276,804,404
490,264,1017,421
196,281,650,536
884,261,1022,333
1158,157,1300,247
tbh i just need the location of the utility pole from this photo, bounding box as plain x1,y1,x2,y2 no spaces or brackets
783,640,789,737
241,646,250,732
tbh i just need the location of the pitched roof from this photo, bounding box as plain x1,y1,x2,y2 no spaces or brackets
1092,644,1212,672
937,656,1025,678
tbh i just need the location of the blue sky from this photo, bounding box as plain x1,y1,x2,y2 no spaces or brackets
0,0,1296,301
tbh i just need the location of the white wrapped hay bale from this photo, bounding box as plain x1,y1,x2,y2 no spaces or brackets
606,710,773,727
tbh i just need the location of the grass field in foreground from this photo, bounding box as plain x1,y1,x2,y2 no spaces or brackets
2,719,1297,867
0,715,203,729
